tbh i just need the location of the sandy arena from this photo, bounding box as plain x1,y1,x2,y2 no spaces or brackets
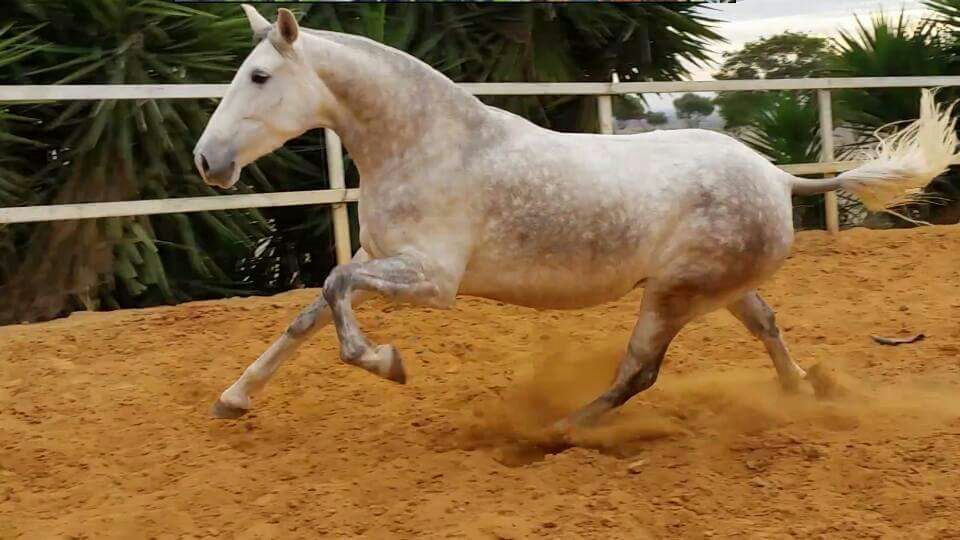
2,226,960,538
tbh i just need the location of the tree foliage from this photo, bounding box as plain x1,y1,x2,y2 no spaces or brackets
832,12,949,141
0,22,49,289
644,111,669,126
673,93,715,127
716,31,834,80
829,11,960,227
740,92,821,165
1,1,261,323
613,94,647,120
713,32,835,130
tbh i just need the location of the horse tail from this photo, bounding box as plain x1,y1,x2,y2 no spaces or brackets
790,89,960,214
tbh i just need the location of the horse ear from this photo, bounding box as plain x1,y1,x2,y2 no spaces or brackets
241,4,271,38
276,8,300,45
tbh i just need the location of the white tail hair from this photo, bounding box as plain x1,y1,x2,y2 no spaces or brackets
837,88,960,211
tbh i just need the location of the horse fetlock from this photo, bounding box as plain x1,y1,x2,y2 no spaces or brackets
339,339,371,365
617,363,660,403
635,364,661,391
777,366,806,392
380,344,407,384
345,343,407,384
546,418,576,445
211,393,251,419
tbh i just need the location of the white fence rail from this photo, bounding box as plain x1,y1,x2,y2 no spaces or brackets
6,76,960,101
0,189,359,224
3,76,960,263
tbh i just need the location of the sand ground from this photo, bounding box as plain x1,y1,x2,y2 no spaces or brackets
2,226,960,539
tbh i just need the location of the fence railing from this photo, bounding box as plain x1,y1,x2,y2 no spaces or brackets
3,76,960,263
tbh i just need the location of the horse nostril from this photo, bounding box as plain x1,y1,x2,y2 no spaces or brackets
200,154,211,174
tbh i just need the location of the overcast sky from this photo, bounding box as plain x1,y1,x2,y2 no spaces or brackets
645,0,931,111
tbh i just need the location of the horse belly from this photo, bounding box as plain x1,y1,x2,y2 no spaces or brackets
459,217,652,309
459,259,643,309
459,170,658,308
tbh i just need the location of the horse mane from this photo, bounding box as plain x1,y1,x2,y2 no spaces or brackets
299,28,483,110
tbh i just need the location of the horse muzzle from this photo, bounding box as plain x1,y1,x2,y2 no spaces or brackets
194,146,239,189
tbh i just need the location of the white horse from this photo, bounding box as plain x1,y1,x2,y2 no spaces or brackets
194,6,959,430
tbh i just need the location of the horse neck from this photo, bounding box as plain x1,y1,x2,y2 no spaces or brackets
303,31,489,177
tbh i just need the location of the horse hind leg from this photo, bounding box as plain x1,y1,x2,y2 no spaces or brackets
558,284,701,429
727,290,807,390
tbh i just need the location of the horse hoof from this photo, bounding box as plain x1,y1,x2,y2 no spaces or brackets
778,367,808,394
805,363,849,400
542,418,575,446
211,399,249,419
778,377,802,393
352,345,407,384
380,345,407,385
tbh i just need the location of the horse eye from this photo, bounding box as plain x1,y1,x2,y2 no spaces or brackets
251,71,270,85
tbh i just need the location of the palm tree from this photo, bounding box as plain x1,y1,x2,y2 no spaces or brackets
0,23,48,290
831,11,957,227
740,93,821,165
927,0,960,72
922,0,960,224
0,0,285,324
832,12,948,140
0,23,46,206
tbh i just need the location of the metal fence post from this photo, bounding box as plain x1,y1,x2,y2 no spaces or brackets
324,129,353,265
817,89,840,234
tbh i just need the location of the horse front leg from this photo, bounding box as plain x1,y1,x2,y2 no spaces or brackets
212,250,372,419
322,254,455,383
